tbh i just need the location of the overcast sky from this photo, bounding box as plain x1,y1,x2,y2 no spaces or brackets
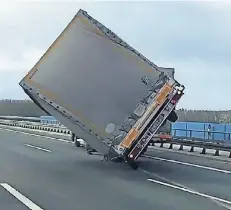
0,1,230,110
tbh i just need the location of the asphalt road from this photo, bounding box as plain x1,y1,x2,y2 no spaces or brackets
1,128,231,210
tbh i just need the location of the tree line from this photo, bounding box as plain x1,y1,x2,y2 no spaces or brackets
0,100,230,123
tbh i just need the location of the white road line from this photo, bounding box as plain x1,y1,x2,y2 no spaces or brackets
24,144,52,153
1,183,44,210
141,169,231,209
143,155,231,174
147,178,231,206
0,127,71,143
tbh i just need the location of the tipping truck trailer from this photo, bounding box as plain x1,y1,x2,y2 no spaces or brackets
19,9,185,169
77,66,176,150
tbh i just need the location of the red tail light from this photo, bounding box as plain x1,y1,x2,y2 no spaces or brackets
171,100,176,104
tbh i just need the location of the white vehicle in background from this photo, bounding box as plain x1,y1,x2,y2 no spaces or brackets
19,9,184,169
71,133,86,148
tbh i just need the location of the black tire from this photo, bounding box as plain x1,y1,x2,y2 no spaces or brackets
127,158,138,170
167,110,178,122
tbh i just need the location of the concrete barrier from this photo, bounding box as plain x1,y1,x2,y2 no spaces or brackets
0,123,72,141
149,141,231,159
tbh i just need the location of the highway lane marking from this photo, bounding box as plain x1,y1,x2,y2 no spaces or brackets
24,144,52,153
147,178,231,206
0,127,72,143
143,155,231,174
140,169,231,209
1,183,44,210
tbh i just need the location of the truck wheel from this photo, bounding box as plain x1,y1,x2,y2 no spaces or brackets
167,110,178,122
127,159,138,170
130,162,138,170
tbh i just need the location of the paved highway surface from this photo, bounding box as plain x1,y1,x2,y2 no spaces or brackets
1,128,231,210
